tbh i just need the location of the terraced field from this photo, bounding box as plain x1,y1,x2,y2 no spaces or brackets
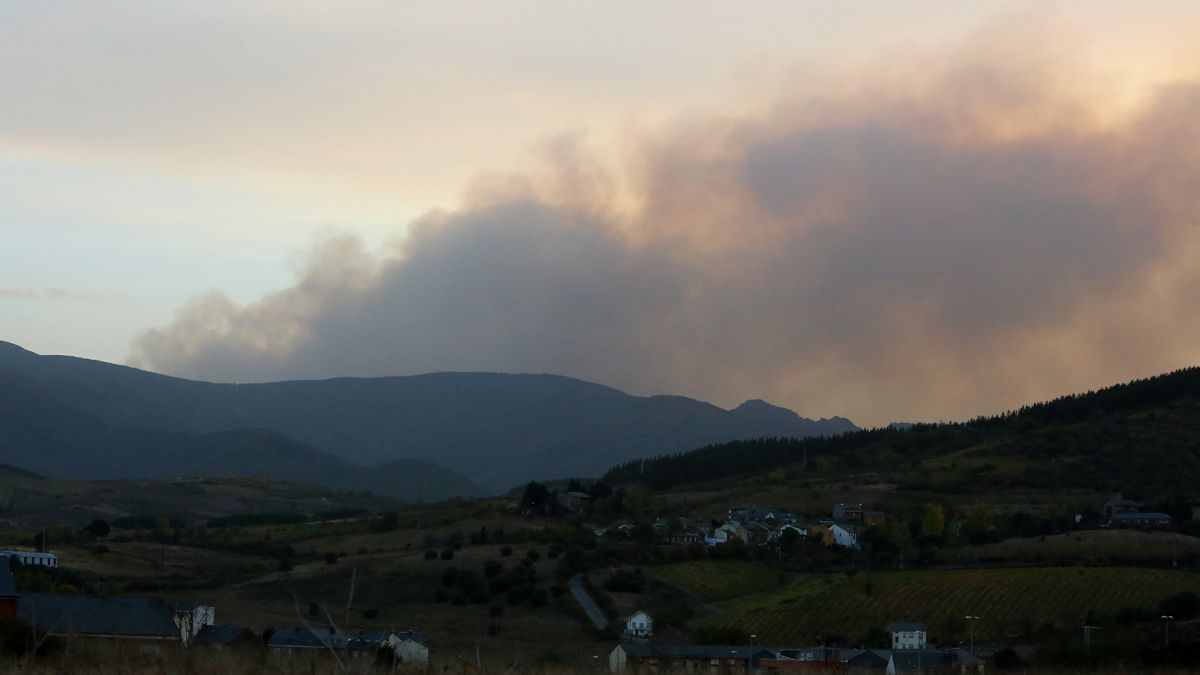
646,561,797,601
695,566,1200,644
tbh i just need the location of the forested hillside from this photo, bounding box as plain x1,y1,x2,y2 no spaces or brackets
605,366,1200,493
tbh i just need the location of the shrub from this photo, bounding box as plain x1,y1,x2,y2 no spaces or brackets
362,608,379,618
440,550,454,561
324,552,338,565
526,549,542,562
530,588,549,608
433,588,450,603
484,560,503,577
470,590,490,605
500,546,513,557
424,550,438,560
488,605,504,618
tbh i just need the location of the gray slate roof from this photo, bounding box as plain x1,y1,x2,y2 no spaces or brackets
620,644,771,660
269,627,346,649
17,594,179,639
194,624,254,646
888,622,926,632
1111,512,1172,520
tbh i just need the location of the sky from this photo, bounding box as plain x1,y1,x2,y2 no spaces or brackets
4,1,1200,426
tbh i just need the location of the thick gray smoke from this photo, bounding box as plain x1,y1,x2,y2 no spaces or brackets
132,58,1200,424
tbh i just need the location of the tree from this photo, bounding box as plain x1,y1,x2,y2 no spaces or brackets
83,519,111,539
920,503,946,539
566,478,585,493
521,482,550,511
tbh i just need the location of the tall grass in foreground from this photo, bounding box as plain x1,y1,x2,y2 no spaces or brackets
0,645,1198,675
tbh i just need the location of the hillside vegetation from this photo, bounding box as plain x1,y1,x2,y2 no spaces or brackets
696,567,1200,645
605,366,1200,494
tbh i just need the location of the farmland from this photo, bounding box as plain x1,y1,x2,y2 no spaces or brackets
695,566,1200,644
644,561,797,601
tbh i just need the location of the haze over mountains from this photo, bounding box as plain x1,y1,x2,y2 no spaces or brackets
0,341,856,497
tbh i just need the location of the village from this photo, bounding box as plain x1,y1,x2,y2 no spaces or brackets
0,489,1185,672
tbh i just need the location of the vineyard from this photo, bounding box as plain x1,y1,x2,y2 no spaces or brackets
693,566,1200,644
645,561,796,601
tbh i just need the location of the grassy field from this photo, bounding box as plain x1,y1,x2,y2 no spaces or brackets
696,566,1200,645
645,561,797,601
942,530,1200,564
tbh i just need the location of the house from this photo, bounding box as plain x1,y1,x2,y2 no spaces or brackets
704,529,730,547
347,630,394,659
18,594,185,644
268,627,347,654
0,550,58,569
760,647,841,671
193,625,258,650
625,610,653,640
888,623,927,650
1103,493,1141,521
385,631,429,664
833,504,865,522
1108,512,1173,528
829,523,860,549
718,522,749,543
610,643,771,672
558,491,594,513
172,603,216,644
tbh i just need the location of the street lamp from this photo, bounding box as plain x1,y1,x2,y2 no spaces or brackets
749,634,757,674
1161,615,1174,648
964,616,980,657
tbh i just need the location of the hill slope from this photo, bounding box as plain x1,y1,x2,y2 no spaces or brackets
0,370,483,501
604,366,1200,494
0,341,856,491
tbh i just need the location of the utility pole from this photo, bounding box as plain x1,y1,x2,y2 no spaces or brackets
1081,623,1100,657
749,634,757,674
964,616,980,657
1161,615,1173,649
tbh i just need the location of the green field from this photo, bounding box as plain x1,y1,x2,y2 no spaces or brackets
697,566,1200,644
645,561,797,601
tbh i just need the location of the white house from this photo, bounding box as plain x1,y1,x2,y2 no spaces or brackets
829,523,859,549
704,529,729,547
1,550,58,568
888,622,927,650
385,632,429,664
625,610,653,640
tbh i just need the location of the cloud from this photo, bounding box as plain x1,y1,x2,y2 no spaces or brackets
131,46,1200,425
0,288,108,302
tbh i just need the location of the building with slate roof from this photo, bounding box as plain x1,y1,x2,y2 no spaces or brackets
609,643,774,672
268,626,347,654
193,624,257,650
18,593,182,643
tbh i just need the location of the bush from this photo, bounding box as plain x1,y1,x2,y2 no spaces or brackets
278,559,294,573
1160,591,1200,620
484,560,503,577
440,549,454,561
442,568,459,587
324,552,338,565
433,588,450,603
362,608,379,618
470,590,490,605
488,605,504,618
530,588,549,608
500,546,513,557
526,549,542,562
424,550,438,560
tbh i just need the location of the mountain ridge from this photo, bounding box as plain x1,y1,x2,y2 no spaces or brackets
0,341,857,492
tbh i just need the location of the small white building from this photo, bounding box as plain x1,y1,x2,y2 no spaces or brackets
829,524,859,550
385,632,429,664
625,610,653,640
888,622,927,650
0,550,58,568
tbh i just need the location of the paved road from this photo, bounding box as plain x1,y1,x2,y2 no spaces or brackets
569,573,609,630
